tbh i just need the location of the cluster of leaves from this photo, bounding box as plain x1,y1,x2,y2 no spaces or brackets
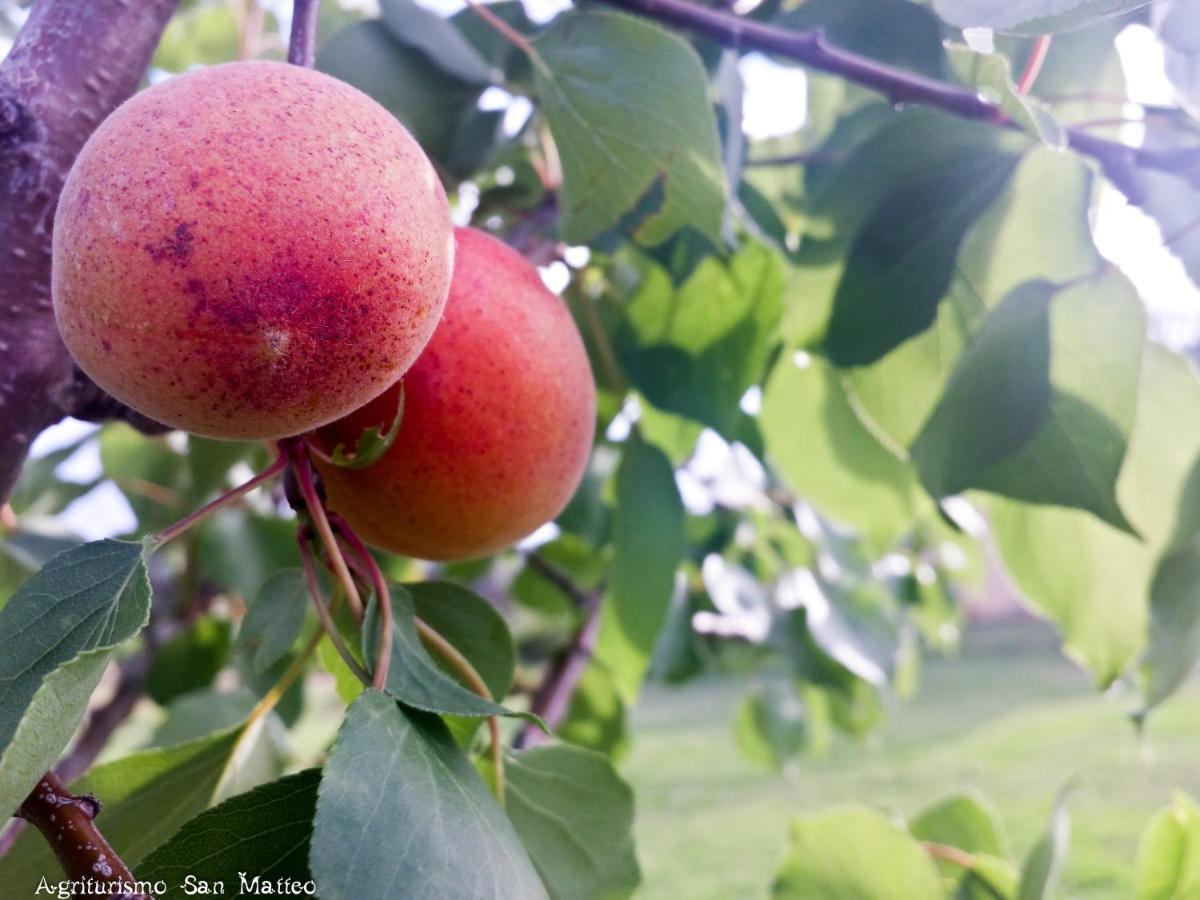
773,787,1200,900
4,0,1200,894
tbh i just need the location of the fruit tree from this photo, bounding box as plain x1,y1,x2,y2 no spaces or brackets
1,0,1200,898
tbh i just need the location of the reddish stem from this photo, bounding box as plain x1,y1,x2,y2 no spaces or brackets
326,515,393,692
1017,36,1052,96
288,441,365,622
297,531,371,685
150,451,287,547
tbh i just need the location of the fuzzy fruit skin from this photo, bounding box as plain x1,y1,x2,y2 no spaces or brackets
52,61,453,440
313,227,597,561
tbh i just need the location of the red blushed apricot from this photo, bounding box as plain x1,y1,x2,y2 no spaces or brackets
52,61,453,440
313,227,597,561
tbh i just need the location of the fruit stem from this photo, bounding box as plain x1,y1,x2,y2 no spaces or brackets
149,450,287,549
465,0,542,75
297,530,372,686
287,0,320,68
288,440,366,624
415,617,507,807
327,514,393,692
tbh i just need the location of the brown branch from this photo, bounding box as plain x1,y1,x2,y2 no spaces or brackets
17,773,153,899
0,0,179,503
514,560,604,748
592,0,1200,202
287,0,321,67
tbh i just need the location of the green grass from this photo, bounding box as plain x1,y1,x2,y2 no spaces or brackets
624,620,1200,899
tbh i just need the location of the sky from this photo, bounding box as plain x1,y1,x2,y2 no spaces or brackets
5,0,1199,541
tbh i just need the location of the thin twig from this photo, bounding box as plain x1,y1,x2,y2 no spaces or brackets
465,0,536,58
287,0,320,67
592,0,1200,200
922,841,978,870
1017,36,1051,96
514,591,603,748
151,451,286,548
526,552,592,608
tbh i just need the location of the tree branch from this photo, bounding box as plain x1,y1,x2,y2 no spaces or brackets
17,773,152,899
0,0,179,503
592,0,1200,201
514,558,604,748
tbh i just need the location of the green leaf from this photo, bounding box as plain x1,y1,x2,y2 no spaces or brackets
911,281,1056,498
321,384,405,470
989,497,1151,686
761,353,925,550
616,242,784,435
734,682,809,770
318,22,486,174
186,436,257,501
153,3,239,71
532,10,726,245
197,510,296,601
960,855,1021,900
846,146,1102,450
772,805,945,899
932,0,1152,34
977,275,1144,531
408,581,516,702
239,569,308,675
378,0,494,84
595,435,685,702
366,587,535,723
0,729,240,893
485,744,640,900
946,45,1065,148
1135,793,1200,900
150,688,257,750
0,539,150,818
408,580,518,745
1017,786,1072,900
1119,347,1200,553
818,112,1024,366
312,691,547,899
1141,454,1200,713
138,770,320,899
558,662,629,758
917,275,1144,532
910,794,1007,859
911,793,1008,888
100,426,185,533
146,617,232,705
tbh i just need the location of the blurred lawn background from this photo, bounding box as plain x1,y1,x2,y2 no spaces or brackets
626,619,1200,899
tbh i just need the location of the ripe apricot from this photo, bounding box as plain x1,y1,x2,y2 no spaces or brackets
313,227,596,561
53,61,453,440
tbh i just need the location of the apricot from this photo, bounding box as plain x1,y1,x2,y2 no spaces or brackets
52,61,453,440
313,227,596,560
